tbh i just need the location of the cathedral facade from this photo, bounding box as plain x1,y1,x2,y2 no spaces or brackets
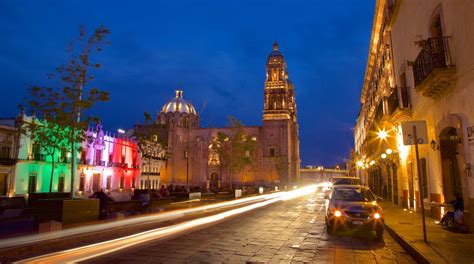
135,42,300,189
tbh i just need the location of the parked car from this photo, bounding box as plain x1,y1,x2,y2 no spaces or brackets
321,177,361,199
325,185,384,240
331,176,360,186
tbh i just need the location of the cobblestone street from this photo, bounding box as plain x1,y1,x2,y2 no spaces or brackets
90,192,415,263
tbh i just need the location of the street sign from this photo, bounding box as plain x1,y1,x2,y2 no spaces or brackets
401,121,428,145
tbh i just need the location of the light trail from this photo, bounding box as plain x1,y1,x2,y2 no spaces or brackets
0,190,283,250
17,185,317,264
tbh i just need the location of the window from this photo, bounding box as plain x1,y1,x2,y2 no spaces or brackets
33,143,41,160
58,174,65,192
81,151,87,164
184,151,188,159
399,72,410,108
141,180,144,189
120,176,124,189
95,149,102,165
109,153,113,163
28,173,37,193
269,148,275,157
132,177,135,188
106,176,111,190
79,174,85,192
60,148,68,163
0,147,10,158
245,150,250,157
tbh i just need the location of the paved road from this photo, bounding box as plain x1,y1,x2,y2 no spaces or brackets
89,192,415,263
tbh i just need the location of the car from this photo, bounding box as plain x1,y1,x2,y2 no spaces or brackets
331,176,360,186
325,185,384,240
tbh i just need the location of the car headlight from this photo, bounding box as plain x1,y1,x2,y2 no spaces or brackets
334,210,342,217
373,212,381,219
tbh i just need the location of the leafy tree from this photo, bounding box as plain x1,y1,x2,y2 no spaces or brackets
216,116,256,189
25,118,69,193
26,25,110,198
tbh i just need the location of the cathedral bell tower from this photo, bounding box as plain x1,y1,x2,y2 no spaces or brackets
263,41,297,122
262,42,300,185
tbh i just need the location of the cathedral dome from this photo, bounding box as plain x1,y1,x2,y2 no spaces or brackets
267,41,285,63
161,90,197,115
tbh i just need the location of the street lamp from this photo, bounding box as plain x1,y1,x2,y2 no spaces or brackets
385,148,393,155
381,153,387,159
377,129,388,140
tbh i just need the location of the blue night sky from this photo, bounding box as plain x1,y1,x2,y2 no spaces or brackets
0,0,374,167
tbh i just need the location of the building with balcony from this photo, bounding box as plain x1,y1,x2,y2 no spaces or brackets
11,112,141,198
77,123,140,199
0,118,19,197
355,0,474,230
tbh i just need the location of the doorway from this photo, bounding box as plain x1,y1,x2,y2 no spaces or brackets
440,127,462,201
92,173,101,192
209,172,219,191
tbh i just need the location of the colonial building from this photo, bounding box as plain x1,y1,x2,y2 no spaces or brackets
77,124,141,199
134,42,300,189
355,0,474,230
10,112,140,198
0,118,18,197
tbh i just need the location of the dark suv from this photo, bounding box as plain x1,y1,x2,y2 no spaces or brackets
325,185,384,240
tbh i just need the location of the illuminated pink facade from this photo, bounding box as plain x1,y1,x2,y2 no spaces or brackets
76,123,140,198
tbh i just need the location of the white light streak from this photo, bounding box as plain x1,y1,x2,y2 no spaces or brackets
17,185,316,264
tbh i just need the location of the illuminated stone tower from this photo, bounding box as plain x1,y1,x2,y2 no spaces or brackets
262,42,300,184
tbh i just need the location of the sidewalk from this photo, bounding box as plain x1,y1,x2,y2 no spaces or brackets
382,201,474,264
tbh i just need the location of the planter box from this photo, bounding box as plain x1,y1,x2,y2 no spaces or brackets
33,199,99,226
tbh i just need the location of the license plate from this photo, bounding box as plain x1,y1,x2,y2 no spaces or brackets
352,220,364,225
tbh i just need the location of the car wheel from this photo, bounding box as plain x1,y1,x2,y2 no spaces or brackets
375,227,383,241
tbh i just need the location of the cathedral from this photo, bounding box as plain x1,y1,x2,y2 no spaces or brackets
134,42,300,189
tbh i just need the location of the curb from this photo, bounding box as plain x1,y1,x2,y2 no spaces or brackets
384,223,430,264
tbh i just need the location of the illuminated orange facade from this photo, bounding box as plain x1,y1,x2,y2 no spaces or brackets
135,43,300,189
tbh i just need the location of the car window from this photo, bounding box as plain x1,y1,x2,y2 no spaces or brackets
333,188,374,202
333,179,360,185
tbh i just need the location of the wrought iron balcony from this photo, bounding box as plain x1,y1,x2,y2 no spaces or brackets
59,156,71,163
0,157,17,166
413,37,456,99
33,154,46,161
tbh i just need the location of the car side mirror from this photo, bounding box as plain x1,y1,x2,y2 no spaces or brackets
377,197,383,203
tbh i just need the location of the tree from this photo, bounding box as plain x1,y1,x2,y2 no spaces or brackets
27,25,110,198
216,116,256,189
25,118,69,194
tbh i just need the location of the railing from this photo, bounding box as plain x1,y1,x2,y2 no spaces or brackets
92,160,107,166
387,92,399,116
59,157,71,163
0,158,17,166
78,159,90,165
413,37,454,86
33,154,46,161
